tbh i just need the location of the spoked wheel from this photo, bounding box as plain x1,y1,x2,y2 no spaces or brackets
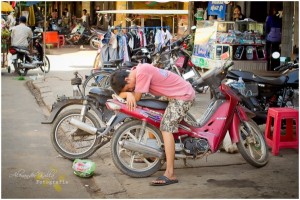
82,70,112,95
111,120,164,178
39,56,50,73
51,109,102,160
90,35,101,50
237,119,269,167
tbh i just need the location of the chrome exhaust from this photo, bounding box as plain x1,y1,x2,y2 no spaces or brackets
119,140,164,159
69,118,97,135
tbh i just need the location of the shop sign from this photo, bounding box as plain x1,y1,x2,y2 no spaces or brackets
207,1,227,20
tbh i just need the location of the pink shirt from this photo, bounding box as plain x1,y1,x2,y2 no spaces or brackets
134,63,195,101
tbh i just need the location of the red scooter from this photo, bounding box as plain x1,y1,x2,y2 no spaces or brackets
105,60,269,178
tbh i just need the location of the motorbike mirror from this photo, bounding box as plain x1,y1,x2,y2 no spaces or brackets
272,52,280,59
191,25,197,30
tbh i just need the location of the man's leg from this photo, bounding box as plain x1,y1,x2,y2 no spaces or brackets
161,130,176,180
151,130,176,185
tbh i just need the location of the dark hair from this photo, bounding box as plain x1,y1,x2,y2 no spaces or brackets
110,70,130,94
233,5,242,12
64,8,68,12
83,9,87,13
19,16,26,23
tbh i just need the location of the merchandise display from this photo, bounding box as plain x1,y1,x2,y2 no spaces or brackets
192,20,266,70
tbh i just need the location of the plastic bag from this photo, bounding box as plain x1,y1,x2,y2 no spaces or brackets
72,159,96,178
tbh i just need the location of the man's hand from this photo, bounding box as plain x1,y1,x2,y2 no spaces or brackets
126,92,137,111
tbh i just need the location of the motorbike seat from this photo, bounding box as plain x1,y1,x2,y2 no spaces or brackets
89,87,114,97
137,99,168,110
229,70,287,85
102,58,123,67
11,46,29,51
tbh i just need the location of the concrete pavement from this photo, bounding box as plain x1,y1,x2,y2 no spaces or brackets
4,46,298,198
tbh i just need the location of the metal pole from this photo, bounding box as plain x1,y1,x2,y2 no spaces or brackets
43,0,46,81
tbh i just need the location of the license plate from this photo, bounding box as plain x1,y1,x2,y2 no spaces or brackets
10,54,17,60
182,70,195,80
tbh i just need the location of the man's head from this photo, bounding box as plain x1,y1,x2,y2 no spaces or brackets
64,8,68,12
19,16,26,24
83,9,87,15
110,69,136,94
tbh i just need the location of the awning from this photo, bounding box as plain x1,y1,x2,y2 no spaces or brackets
96,9,188,15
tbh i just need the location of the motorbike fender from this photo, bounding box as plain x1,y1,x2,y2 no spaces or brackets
229,106,254,143
41,97,84,124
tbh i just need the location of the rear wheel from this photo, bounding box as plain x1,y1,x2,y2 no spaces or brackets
51,109,102,160
111,120,164,178
237,119,269,167
14,62,28,76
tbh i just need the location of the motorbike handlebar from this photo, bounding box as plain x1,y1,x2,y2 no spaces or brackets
132,54,149,60
192,61,234,87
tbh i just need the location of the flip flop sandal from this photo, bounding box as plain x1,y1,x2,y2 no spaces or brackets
150,175,178,186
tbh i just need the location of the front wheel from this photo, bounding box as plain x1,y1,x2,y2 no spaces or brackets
111,120,164,178
40,56,50,73
90,35,101,50
50,109,102,160
237,119,269,167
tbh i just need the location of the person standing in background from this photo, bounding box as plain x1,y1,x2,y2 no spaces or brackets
81,9,87,23
232,5,245,21
94,6,101,27
6,11,16,30
51,9,58,20
64,8,71,28
265,5,282,70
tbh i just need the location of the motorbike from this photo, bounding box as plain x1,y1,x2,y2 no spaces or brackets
42,70,161,159
8,27,50,76
92,59,268,178
226,53,299,125
65,22,105,49
42,71,117,159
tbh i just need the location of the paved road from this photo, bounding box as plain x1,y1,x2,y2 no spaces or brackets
1,47,298,198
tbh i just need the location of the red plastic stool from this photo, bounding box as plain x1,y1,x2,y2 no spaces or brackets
264,107,299,156
58,35,65,47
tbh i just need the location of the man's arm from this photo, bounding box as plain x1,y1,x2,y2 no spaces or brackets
119,92,142,101
119,92,143,111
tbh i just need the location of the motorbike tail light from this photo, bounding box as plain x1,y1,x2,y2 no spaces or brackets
9,48,17,55
183,43,188,49
106,102,121,110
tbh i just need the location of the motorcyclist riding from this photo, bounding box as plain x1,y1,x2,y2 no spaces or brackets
10,16,33,73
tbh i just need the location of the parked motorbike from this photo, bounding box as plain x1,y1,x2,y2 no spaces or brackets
65,22,105,49
42,71,117,159
226,53,299,125
98,59,269,178
8,27,50,76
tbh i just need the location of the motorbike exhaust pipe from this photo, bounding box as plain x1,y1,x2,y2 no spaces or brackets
69,118,97,135
21,63,37,69
119,140,164,159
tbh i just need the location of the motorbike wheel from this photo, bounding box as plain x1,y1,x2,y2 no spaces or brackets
237,119,269,167
111,120,164,178
51,109,102,160
14,62,29,76
93,53,101,69
39,56,50,73
90,35,101,50
82,70,111,95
